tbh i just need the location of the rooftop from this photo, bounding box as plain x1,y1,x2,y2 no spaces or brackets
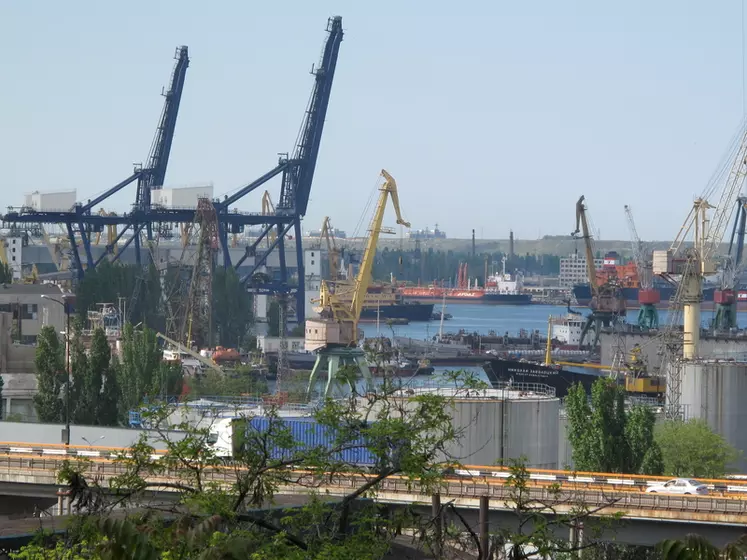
0,283,65,296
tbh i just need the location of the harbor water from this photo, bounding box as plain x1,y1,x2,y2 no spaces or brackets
360,303,747,341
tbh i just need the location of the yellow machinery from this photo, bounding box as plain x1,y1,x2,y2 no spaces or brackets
306,169,409,396
320,216,340,280
543,318,665,398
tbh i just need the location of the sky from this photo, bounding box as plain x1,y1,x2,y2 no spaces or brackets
1,1,746,242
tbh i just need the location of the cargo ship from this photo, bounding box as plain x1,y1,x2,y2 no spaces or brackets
331,280,434,321
398,256,531,305
483,357,605,398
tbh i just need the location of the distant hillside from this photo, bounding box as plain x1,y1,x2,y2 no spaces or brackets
334,237,695,258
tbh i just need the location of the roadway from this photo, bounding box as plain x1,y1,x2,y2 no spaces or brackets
0,443,744,545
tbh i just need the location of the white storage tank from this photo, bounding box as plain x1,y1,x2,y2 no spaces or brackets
400,385,560,468
681,361,747,472
24,190,77,211
152,185,214,209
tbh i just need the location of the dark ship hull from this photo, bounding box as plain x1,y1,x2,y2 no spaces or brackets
483,358,606,398
359,302,434,321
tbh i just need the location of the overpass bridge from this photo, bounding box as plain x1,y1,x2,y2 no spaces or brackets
0,442,744,546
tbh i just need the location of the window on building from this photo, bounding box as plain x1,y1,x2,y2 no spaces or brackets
21,303,38,320
311,252,315,257
311,260,315,266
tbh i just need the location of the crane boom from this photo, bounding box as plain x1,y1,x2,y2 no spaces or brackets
624,205,651,290
704,127,747,264
136,46,190,214
349,170,409,328
155,331,223,375
571,196,598,294
306,169,409,351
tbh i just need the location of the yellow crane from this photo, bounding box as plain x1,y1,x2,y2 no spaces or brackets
320,216,340,280
306,169,409,396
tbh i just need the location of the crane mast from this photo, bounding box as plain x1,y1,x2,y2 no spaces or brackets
571,195,625,346
305,170,409,396
625,205,659,329
320,216,340,280
572,196,599,295
654,122,747,418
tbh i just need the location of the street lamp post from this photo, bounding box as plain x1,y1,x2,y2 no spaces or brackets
41,294,72,446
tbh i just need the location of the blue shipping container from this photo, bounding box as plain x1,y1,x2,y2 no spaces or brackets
247,417,377,467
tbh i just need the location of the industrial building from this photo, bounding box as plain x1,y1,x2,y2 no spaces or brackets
0,283,69,343
559,252,604,287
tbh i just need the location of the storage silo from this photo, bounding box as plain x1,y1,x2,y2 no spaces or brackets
403,385,560,468
681,361,747,472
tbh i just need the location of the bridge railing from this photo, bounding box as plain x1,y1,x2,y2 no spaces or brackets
1,454,746,516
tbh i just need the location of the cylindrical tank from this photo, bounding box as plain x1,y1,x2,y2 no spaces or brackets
681,361,747,472
444,387,559,468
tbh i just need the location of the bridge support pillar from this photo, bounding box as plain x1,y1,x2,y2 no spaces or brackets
479,495,489,558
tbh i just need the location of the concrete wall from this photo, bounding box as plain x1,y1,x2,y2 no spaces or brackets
2,373,38,421
449,397,560,468
681,361,747,472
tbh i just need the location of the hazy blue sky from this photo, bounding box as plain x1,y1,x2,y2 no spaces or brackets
1,1,745,242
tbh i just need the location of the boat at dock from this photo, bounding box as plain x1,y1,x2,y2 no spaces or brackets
482,357,606,398
398,256,531,305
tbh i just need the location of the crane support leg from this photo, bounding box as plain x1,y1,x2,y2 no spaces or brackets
133,226,142,267
219,221,231,268
79,220,95,270
66,222,84,279
307,347,373,398
110,223,146,266
240,222,294,283
294,218,305,323
277,222,287,285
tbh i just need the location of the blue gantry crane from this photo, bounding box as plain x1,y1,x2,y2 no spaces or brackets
2,16,344,324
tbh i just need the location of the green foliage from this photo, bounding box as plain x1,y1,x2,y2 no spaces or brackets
68,327,119,426
33,325,66,423
657,534,747,560
371,247,561,284
656,419,740,478
46,371,488,558
0,262,12,284
115,323,182,421
212,267,253,348
10,539,92,559
75,260,162,329
189,369,268,398
565,378,663,474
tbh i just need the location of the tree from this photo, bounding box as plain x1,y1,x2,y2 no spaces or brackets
565,378,663,474
33,325,66,423
115,323,182,423
212,267,253,348
656,419,740,478
35,371,490,558
70,327,119,426
657,534,747,560
0,262,12,284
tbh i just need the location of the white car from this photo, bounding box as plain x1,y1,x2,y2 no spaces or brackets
645,478,708,495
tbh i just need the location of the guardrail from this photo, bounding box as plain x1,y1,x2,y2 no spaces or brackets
1,442,747,495
0,454,745,517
